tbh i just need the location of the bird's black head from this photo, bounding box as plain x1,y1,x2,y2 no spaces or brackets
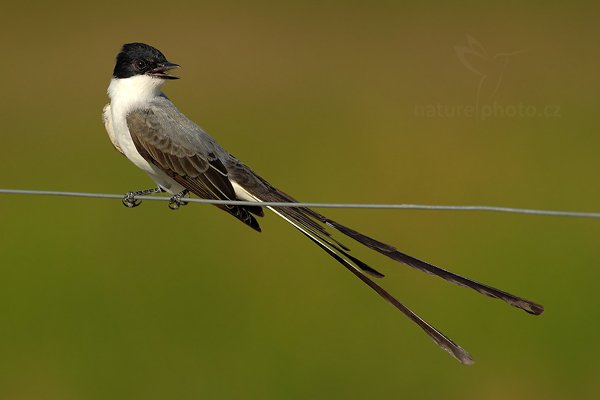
113,43,180,80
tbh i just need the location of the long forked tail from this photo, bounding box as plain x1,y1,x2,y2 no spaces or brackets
268,206,475,365
228,166,542,363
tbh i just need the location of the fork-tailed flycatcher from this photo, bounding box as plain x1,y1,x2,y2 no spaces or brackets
103,42,543,365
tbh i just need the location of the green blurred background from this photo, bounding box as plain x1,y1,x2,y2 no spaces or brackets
1,1,599,399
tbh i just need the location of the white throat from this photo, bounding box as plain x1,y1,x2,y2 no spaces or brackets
107,75,165,111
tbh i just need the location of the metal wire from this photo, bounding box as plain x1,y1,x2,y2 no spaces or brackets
0,188,598,219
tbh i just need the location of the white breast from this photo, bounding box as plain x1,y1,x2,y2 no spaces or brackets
104,76,184,194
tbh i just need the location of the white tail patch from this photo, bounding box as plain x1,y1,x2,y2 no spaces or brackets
231,181,262,203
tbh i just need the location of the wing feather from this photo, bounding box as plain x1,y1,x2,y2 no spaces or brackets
126,100,262,230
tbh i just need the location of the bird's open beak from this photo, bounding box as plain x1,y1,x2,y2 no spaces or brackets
148,62,180,79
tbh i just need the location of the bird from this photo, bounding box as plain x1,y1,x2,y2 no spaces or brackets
103,42,544,365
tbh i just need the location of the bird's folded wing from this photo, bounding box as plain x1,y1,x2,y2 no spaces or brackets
126,101,262,230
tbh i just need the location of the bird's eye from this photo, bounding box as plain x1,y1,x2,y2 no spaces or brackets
134,59,147,71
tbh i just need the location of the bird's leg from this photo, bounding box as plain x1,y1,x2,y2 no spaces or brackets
168,189,189,210
122,187,165,208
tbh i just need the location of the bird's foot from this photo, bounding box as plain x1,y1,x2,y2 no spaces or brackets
168,189,189,210
122,192,142,208
122,187,165,208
